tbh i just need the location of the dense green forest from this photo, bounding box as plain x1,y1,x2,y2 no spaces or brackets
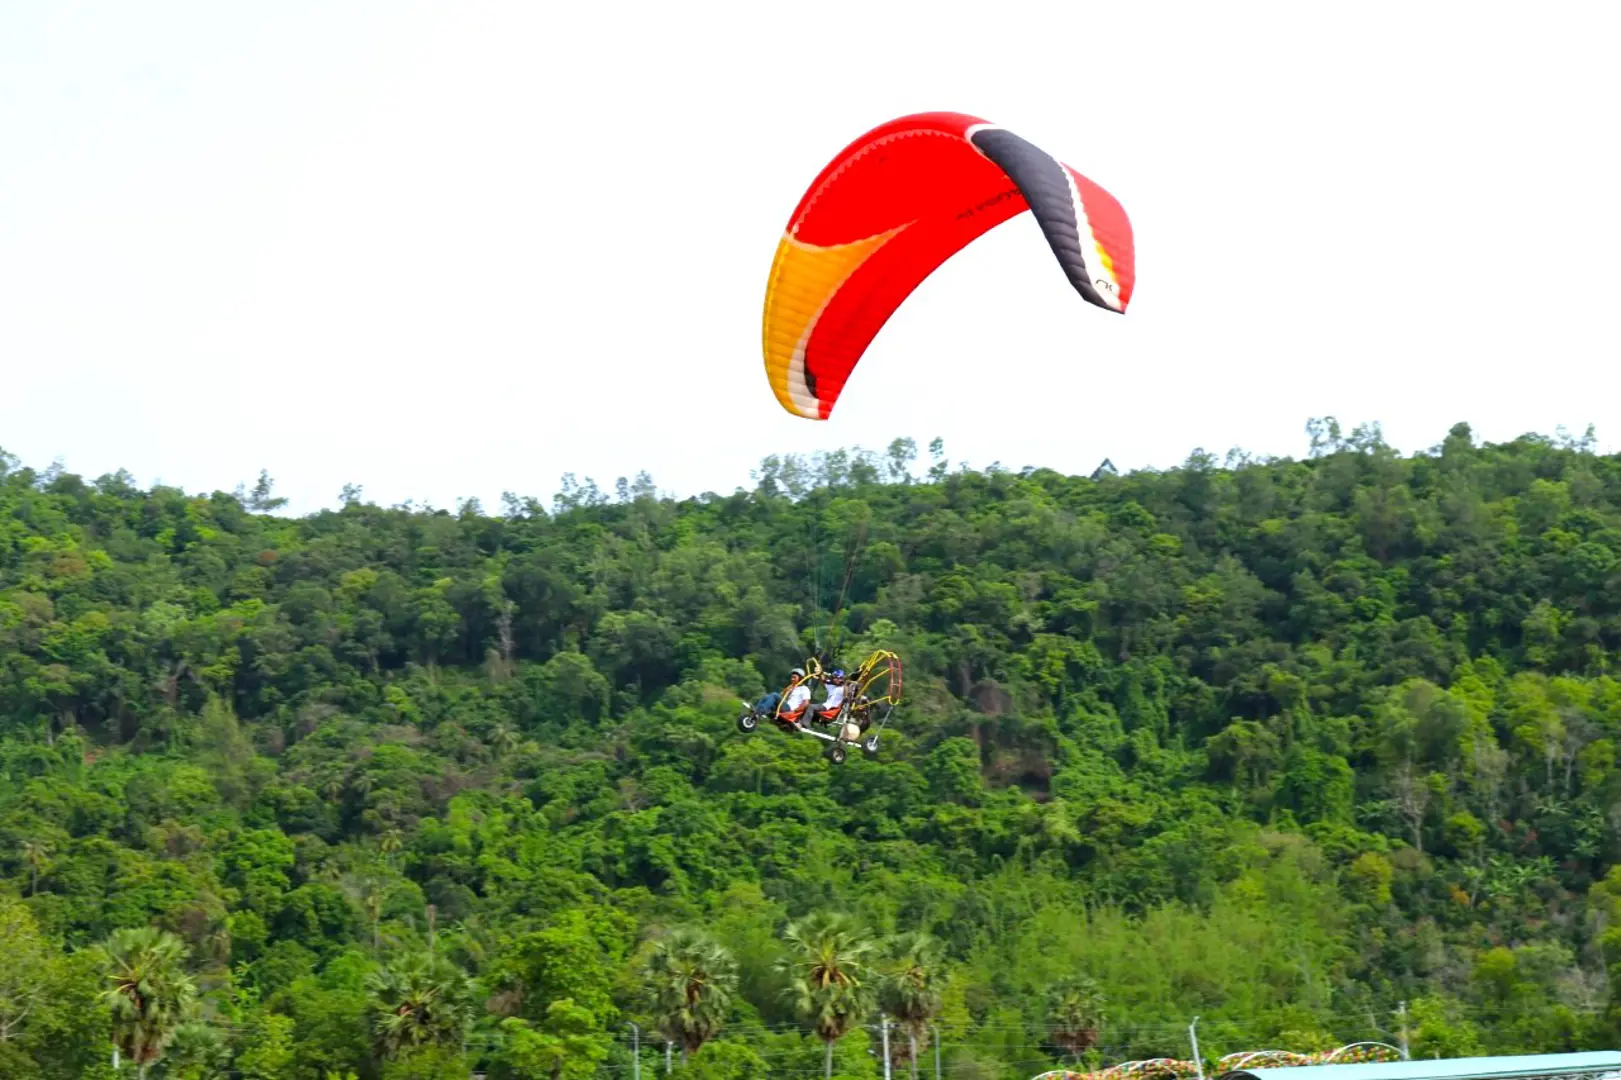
6,420,1621,1080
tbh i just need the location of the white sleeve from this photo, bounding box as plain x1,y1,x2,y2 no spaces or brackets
824,685,844,708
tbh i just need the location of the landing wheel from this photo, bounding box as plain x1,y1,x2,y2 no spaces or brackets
824,743,847,765
861,734,880,758
736,709,758,733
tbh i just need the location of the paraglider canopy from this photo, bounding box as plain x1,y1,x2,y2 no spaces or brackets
762,111,1135,420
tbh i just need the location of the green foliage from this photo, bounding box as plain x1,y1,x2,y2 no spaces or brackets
1048,976,1107,1060
488,1003,610,1080
642,926,740,1056
364,952,471,1060
677,1038,771,1080
5,427,1621,1074
236,1010,297,1080
96,926,199,1077
880,931,945,1055
379,1043,470,1080
0,893,110,1076
777,912,878,1076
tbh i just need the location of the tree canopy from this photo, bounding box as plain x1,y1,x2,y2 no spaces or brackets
3,421,1621,1078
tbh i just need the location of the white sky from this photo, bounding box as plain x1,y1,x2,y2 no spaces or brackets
2,2,1618,514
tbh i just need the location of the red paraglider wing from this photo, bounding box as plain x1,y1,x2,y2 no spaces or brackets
762,112,1134,420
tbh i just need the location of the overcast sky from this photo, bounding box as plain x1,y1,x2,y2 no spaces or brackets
3,2,1618,514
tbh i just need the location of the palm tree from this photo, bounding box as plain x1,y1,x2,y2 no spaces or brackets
880,933,944,1080
641,927,739,1064
19,838,51,896
339,873,387,953
775,912,876,1079
97,927,199,1079
1047,976,1106,1063
364,951,471,1061
379,828,404,868
489,721,520,758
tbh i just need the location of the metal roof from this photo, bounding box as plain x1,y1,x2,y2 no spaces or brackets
1222,1053,1621,1080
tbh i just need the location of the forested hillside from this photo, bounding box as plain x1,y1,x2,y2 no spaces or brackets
6,421,1621,1080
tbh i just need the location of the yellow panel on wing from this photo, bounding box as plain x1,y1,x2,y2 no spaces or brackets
761,226,906,419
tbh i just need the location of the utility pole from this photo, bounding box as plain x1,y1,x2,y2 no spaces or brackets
665,1040,673,1075
1398,1001,1410,1060
628,1023,640,1080
1189,1016,1204,1080
933,1023,942,1080
881,1014,892,1080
